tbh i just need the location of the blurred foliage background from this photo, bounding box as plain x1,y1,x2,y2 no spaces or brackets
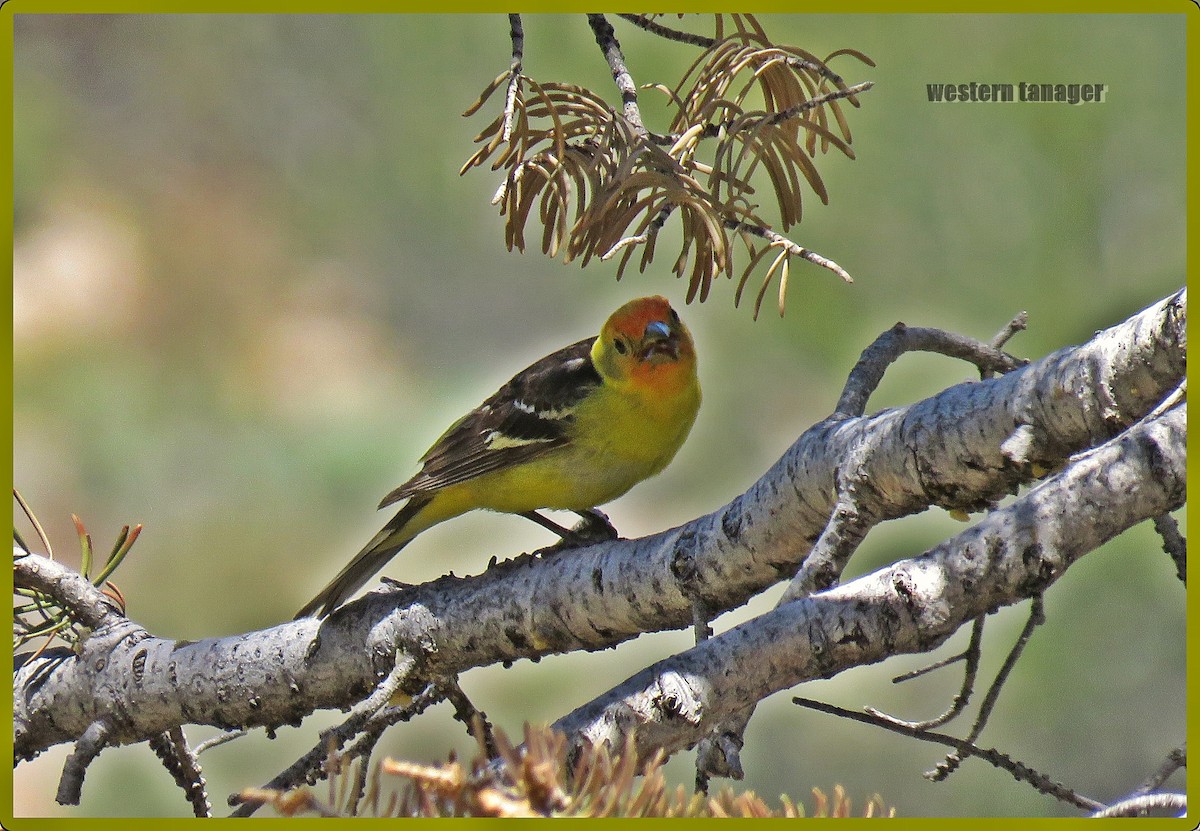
12,13,1185,818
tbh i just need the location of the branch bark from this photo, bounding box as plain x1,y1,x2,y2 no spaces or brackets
14,289,1185,803
548,398,1184,764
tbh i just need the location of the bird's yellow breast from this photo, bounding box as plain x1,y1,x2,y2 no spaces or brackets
447,367,700,515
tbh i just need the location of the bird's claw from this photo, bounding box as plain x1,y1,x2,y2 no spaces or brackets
543,509,620,553
571,508,619,542
521,508,620,555
546,508,615,548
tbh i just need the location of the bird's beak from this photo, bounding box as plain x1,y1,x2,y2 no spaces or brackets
638,319,679,361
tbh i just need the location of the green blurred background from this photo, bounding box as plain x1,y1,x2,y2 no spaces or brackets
12,13,1185,818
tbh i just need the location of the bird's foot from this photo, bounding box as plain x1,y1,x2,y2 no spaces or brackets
568,508,619,544
522,508,619,554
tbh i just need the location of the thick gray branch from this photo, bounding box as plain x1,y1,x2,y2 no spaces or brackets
551,400,1185,764
14,289,1185,770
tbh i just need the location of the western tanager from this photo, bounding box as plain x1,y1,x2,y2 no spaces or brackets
295,295,701,618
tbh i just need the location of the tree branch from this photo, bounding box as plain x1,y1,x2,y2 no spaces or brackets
616,14,717,49
876,614,986,731
587,14,648,138
698,314,1028,779
14,547,126,631
920,595,1044,781
551,399,1184,770
793,696,1104,812
1089,793,1187,818
55,720,111,806
149,726,211,818
501,14,523,142
15,290,1185,805
1136,744,1187,795
229,679,444,817
724,219,856,298
1153,512,1186,585
834,322,1026,418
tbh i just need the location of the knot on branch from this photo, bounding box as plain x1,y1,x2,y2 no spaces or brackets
654,670,704,724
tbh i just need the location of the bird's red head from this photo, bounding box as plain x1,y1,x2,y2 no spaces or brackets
593,296,697,388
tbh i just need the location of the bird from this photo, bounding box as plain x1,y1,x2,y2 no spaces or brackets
295,295,701,618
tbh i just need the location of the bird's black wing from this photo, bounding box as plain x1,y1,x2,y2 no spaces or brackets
378,337,601,507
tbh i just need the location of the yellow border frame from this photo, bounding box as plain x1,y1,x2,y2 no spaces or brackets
4,3,1193,828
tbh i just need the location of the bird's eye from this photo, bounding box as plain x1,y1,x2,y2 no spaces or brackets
613,337,628,354
669,308,680,324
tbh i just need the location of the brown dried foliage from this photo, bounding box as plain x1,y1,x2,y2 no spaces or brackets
461,14,873,317
241,722,894,818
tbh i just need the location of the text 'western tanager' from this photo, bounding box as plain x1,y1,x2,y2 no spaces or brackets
295,295,701,618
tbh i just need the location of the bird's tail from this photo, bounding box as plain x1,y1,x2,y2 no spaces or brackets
294,495,431,619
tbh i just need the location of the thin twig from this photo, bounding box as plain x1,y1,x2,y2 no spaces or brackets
502,14,524,142
725,219,853,285
793,696,1104,812
866,615,986,731
1152,513,1186,585
342,681,445,761
990,311,1029,350
759,81,873,129
1131,743,1186,796
687,80,874,146
149,726,212,818
928,595,1044,781
228,653,419,817
441,677,497,759
983,311,1028,379
834,322,1026,418
783,53,848,87
195,728,250,756
616,14,852,92
889,634,974,683
587,14,648,138
266,679,443,816
601,203,675,260
616,13,716,48
56,720,111,806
